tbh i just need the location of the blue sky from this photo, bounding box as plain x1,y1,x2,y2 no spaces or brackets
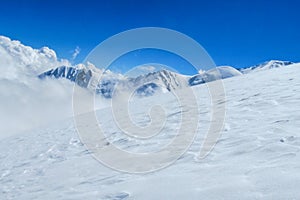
0,0,299,74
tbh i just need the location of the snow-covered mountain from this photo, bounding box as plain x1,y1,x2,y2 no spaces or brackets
38,66,189,97
2,35,300,200
1,61,300,200
240,60,294,74
38,66,93,88
189,66,242,86
38,65,243,97
1,35,299,138
38,59,298,98
1,35,299,134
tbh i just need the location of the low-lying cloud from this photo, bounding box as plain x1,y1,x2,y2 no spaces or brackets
0,36,87,139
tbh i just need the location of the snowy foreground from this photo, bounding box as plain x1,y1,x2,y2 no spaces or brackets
1,63,300,199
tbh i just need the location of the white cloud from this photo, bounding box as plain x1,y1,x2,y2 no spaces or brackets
0,36,75,139
72,46,80,60
138,65,156,72
0,36,113,139
0,35,70,80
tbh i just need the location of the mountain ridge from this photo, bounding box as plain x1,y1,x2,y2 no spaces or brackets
38,60,298,98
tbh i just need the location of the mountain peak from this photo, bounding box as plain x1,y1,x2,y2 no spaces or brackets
37,59,297,99
240,60,294,74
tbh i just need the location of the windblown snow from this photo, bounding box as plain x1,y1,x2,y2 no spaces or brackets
0,36,300,199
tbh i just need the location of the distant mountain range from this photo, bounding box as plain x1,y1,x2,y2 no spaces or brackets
0,35,296,98
239,60,294,73
38,60,296,98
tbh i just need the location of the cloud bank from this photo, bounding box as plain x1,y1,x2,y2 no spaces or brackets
0,36,82,139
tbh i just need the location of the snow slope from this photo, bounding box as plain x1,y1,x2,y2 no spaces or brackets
1,63,299,199
240,60,294,74
189,66,242,86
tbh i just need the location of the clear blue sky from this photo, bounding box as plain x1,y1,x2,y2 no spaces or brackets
0,0,299,73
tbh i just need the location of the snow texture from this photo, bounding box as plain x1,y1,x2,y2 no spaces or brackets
1,35,300,199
